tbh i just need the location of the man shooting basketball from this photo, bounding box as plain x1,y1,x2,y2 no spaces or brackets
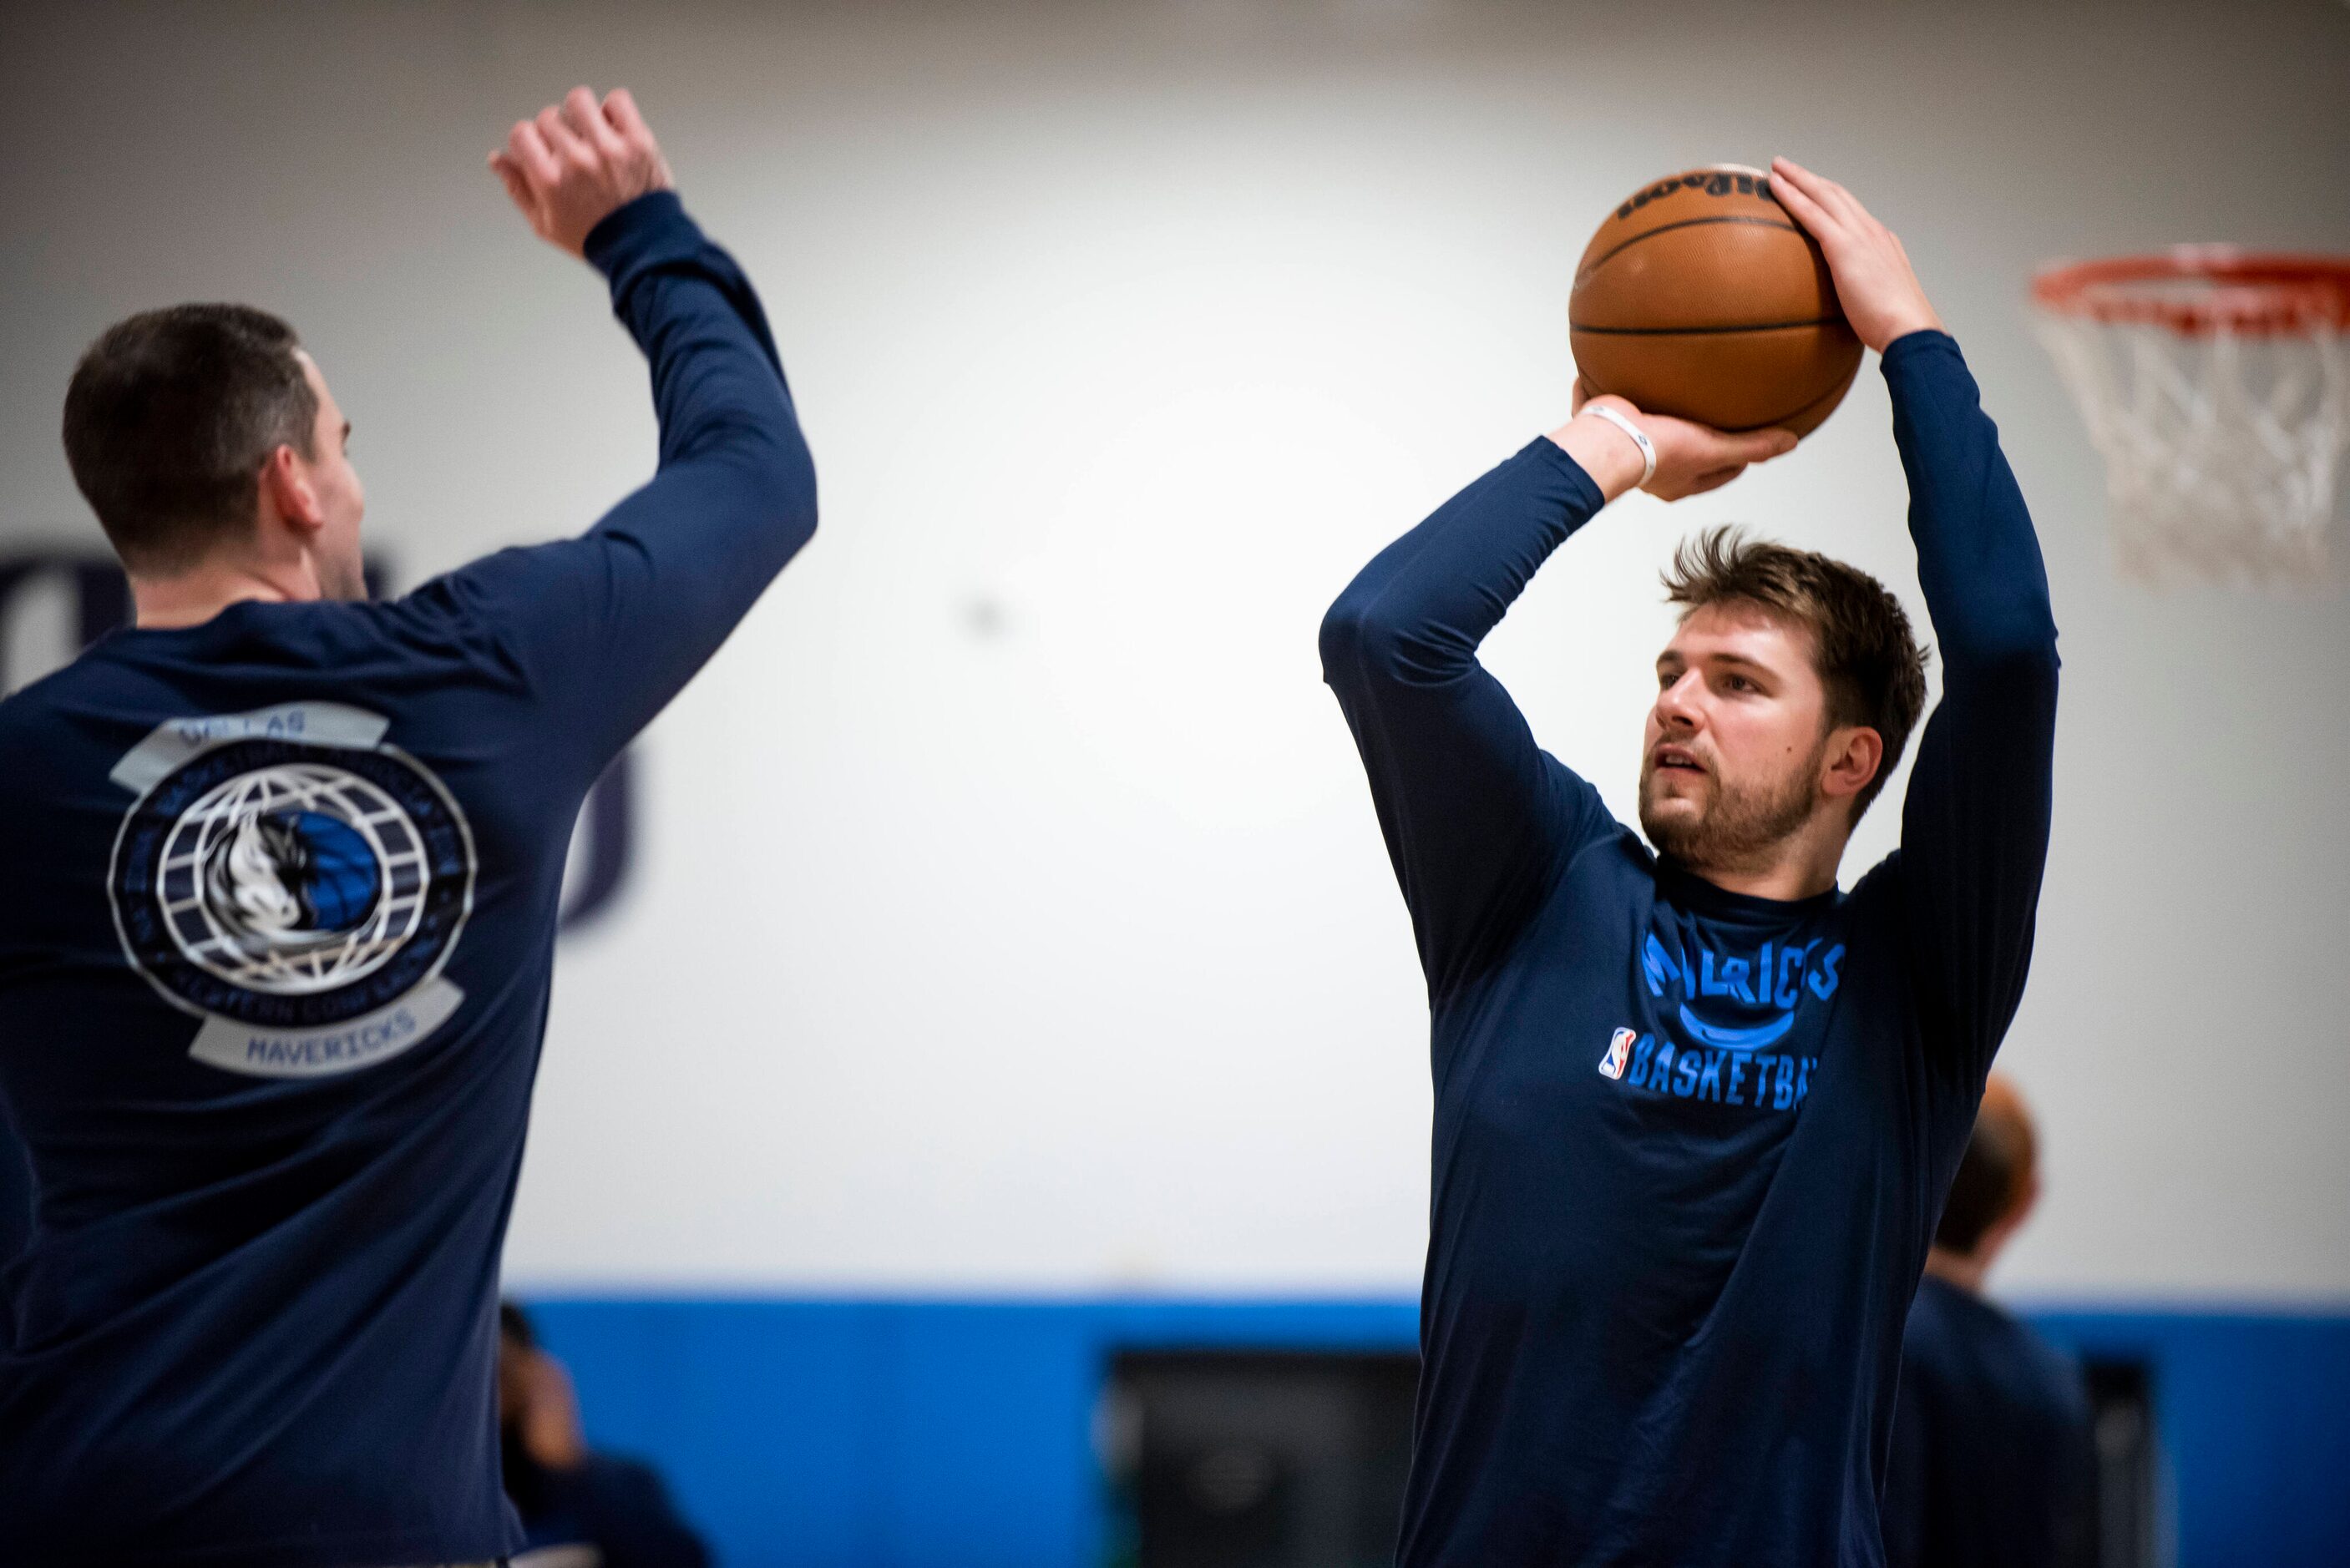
0,89,814,1565
1321,158,2058,1564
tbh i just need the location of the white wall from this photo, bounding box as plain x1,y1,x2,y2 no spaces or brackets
3,1,2346,1299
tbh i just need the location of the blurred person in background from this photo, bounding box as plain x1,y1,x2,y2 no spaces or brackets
501,1302,712,1568
1882,1073,2097,1568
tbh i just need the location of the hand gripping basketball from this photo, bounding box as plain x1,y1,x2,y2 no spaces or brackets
1767,159,1943,354
489,87,675,257
1555,384,1798,503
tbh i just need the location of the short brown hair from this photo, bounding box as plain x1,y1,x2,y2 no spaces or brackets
1663,527,1928,820
63,304,318,573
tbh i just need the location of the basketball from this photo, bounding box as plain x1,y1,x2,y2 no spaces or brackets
1570,165,1863,436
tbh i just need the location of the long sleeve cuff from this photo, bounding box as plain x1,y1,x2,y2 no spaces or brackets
1524,434,1611,518
1880,327,1962,373
583,190,707,295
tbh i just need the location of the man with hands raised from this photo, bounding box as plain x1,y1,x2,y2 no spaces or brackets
0,89,812,1567
1320,158,2057,1564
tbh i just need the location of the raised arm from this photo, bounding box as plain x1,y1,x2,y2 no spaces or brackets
1321,393,1790,997
1773,159,2059,1080
1883,331,2059,1075
428,89,818,774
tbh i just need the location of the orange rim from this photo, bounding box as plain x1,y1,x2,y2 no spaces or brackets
2032,249,2350,335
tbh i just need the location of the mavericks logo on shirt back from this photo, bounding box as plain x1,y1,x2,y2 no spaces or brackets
106,702,476,1078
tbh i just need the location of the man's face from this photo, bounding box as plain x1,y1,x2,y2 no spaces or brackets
291,353,367,599
1638,601,1835,872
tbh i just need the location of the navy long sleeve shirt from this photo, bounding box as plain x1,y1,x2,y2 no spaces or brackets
0,191,815,1568
1319,331,2058,1565
1881,1276,2098,1568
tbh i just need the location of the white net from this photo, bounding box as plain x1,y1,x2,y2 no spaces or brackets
2035,306,2350,589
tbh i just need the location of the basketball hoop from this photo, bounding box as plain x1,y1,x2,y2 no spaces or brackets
2032,250,2350,589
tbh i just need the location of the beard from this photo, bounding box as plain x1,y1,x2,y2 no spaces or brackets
1638,735,1827,875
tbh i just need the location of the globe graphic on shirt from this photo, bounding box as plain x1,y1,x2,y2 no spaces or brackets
158,762,430,996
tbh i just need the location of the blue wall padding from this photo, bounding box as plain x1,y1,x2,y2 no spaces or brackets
2033,1309,2350,1567
524,1297,2347,1568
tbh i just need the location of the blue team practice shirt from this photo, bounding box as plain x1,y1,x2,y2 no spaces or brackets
1321,332,2059,1565
0,192,815,1567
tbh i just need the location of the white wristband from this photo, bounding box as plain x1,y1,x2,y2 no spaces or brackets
1583,403,1656,488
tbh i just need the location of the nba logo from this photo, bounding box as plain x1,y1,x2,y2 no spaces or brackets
1598,1027,1636,1080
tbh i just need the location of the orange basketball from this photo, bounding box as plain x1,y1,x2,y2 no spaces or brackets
1569,165,1861,437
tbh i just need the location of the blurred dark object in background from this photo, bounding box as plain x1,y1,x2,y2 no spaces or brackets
1102,1349,1416,1568
2084,1358,2159,1568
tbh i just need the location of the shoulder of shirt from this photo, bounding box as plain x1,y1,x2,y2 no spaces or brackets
1921,1281,2090,1404
0,686,34,771
1910,1274,2008,1340
0,641,117,748
389,560,545,684
245,596,518,673
1845,847,1901,903
5,594,521,716
1534,752,1641,865
2013,1318,2094,1414
1599,824,1654,879
0,649,152,819
0,668,61,731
